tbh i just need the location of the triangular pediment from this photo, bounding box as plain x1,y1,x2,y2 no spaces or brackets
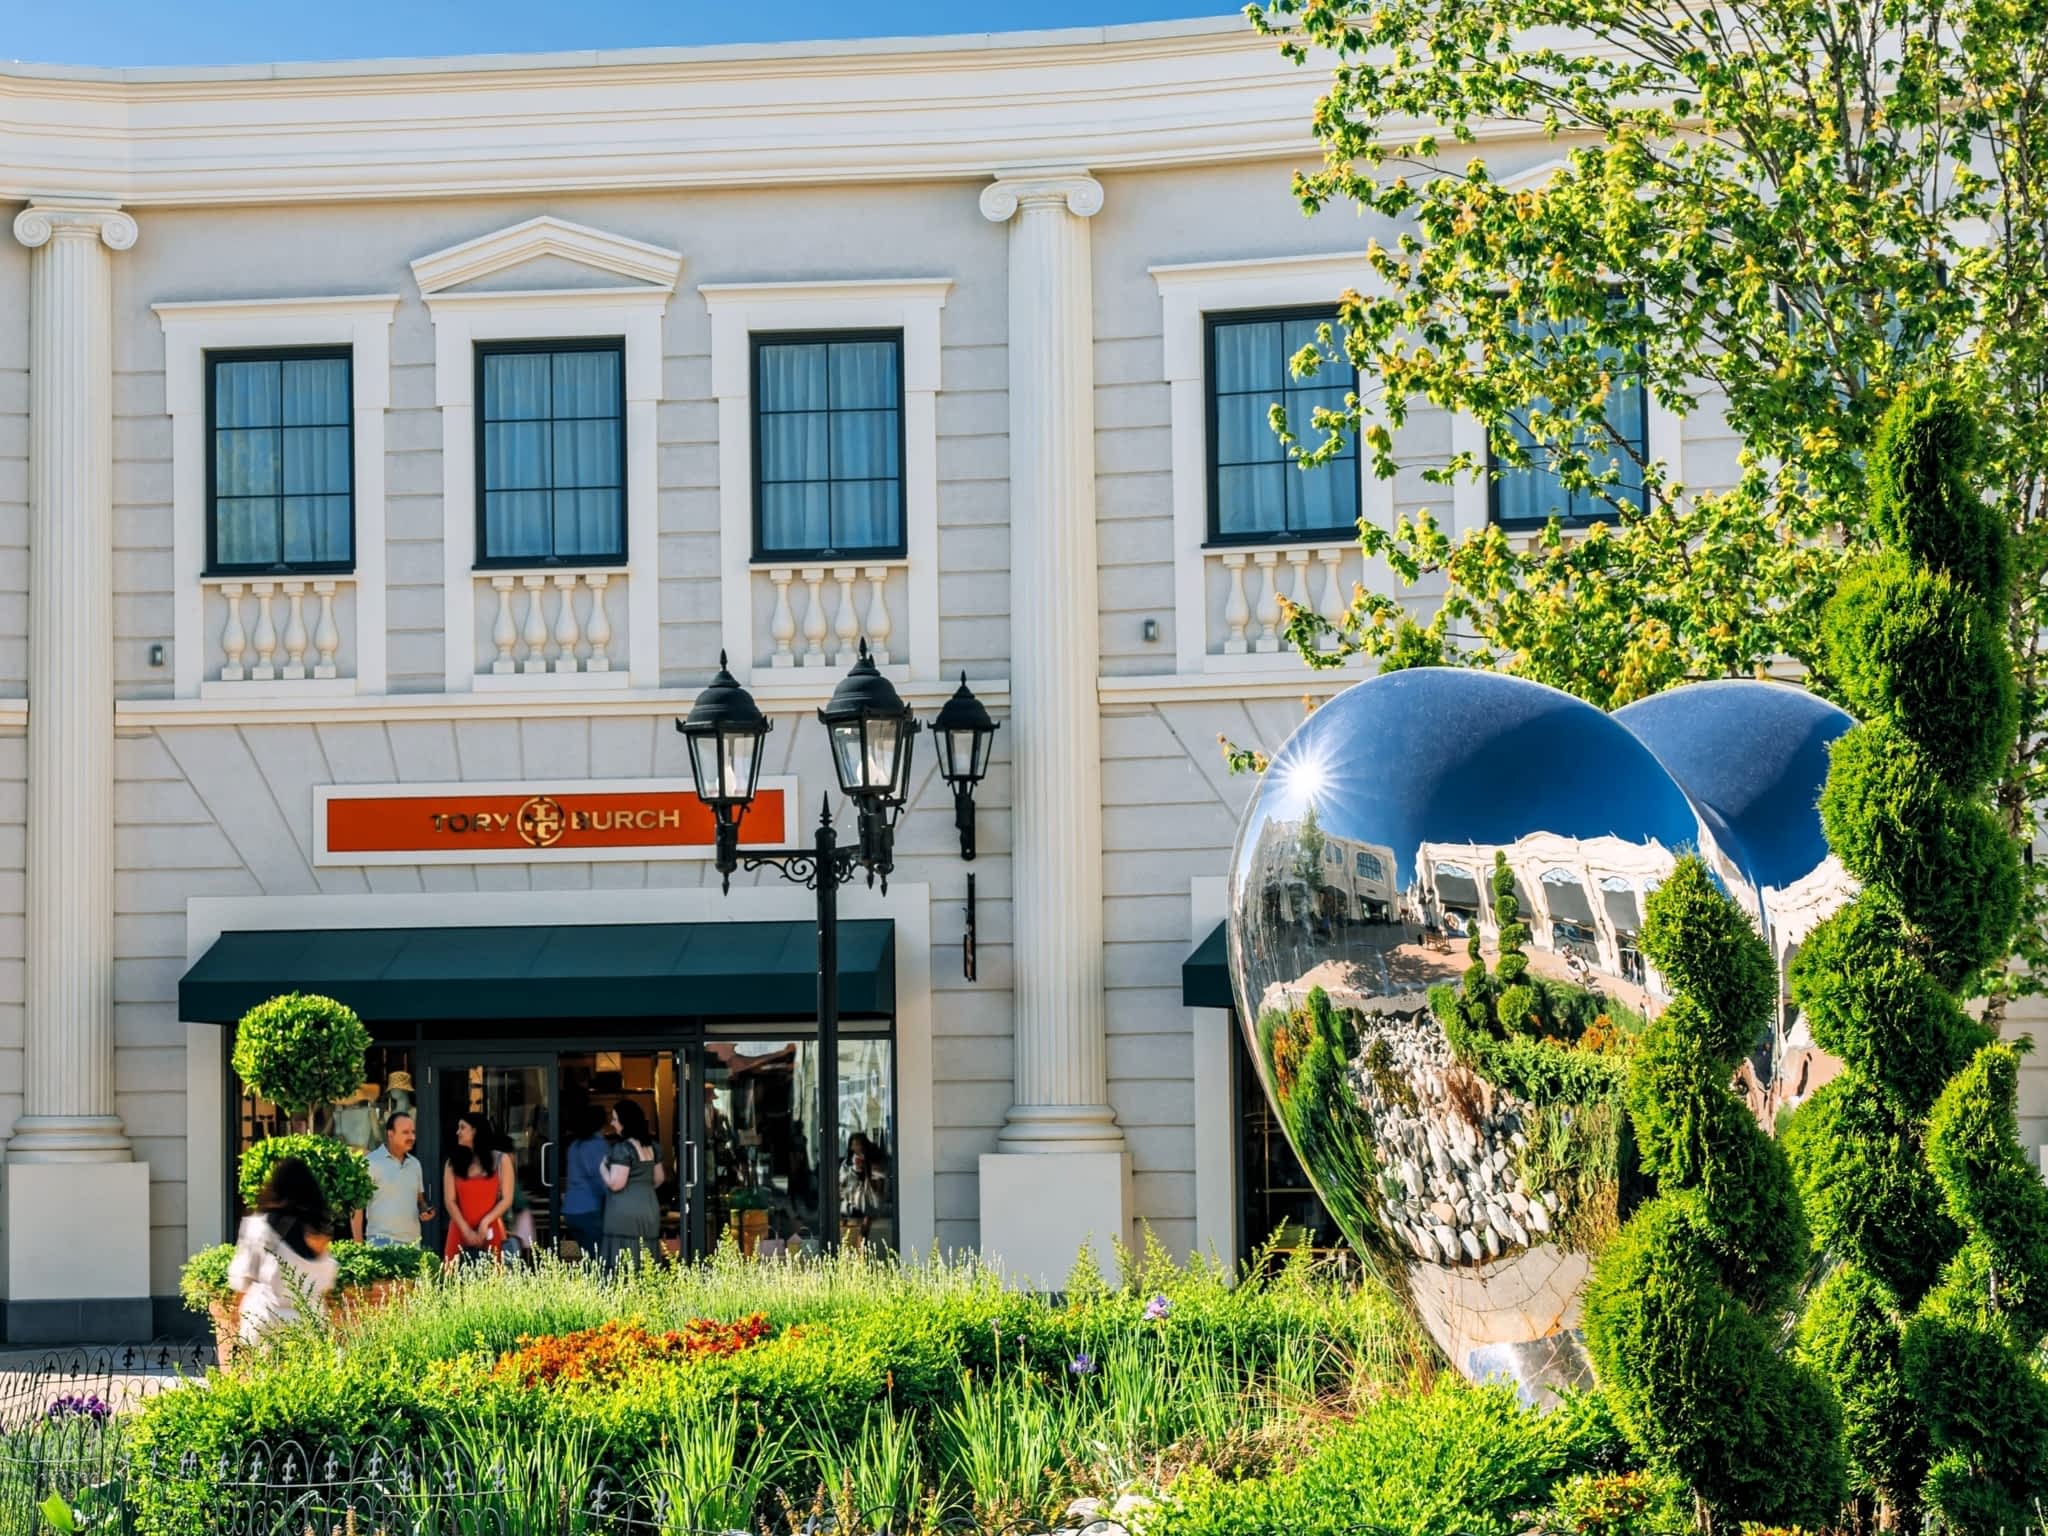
410,216,682,296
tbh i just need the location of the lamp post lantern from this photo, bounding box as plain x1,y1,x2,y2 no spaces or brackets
680,642,986,1253
932,672,999,861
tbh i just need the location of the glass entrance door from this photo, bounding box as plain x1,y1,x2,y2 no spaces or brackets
558,1051,684,1262
696,1038,897,1258
425,1055,554,1259
424,1048,684,1265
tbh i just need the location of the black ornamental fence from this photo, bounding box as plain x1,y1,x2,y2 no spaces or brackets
0,1347,1159,1536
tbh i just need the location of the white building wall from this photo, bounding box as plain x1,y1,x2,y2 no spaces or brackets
0,17,2041,1314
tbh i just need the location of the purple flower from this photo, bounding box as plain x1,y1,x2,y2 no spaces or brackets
1069,1352,1096,1377
46,1395,110,1422
1143,1294,1172,1323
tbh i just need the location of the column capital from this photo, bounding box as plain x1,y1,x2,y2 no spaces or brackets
13,201,137,253
979,168,1103,224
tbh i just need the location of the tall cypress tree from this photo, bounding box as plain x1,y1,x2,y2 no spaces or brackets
1781,379,2032,1526
1583,856,1845,1525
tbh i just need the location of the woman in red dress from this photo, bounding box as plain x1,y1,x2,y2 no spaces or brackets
442,1110,513,1265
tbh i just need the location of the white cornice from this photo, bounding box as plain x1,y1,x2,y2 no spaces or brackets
1148,249,1370,287
419,285,677,314
699,278,955,307
411,216,682,294
151,293,401,322
0,22,1346,206
113,677,1009,728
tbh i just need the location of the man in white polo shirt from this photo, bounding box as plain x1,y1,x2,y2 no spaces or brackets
352,1110,435,1247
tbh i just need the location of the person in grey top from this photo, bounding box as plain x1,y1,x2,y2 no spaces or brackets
600,1099,664,1273
352,1111,435,1247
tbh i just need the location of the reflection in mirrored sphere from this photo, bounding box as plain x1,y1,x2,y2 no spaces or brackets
1616,680,1856,1127
1225,669,1853,1404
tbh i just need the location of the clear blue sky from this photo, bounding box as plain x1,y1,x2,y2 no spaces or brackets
5,1,1245,69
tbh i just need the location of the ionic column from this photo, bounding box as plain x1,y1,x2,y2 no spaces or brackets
11,201,136,1162
979,169,1125,1161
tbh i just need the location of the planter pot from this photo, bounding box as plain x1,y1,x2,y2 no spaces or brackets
208,1298,240,1368
730,1208,769,1257
327,1278,409,1325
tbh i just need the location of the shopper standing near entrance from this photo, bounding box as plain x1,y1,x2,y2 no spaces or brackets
600,1100,663,1272
442,1111,514,1265
353,1111,435,1247
559,1105,610,1263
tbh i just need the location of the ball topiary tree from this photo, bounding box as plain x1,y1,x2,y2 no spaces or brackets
231,992,373,1219
1583,855,1846,1525
231,992,371,1125
1781,378,2035,1527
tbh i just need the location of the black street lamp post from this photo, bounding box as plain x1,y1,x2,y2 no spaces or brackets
679,643,996,1252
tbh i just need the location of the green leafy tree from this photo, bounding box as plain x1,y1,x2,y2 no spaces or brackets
1780,381,2035,1527
1583,856,1844,1524
1293,805,1331,894
1245,0,2048,1014
231,992,371,1124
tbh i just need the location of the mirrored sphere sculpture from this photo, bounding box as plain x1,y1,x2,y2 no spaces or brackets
1225,669,1852,1402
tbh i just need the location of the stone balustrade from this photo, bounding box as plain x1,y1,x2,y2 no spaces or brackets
204,574,355,685
477,568,625,680
757,561,906,670
1206,538,1364,656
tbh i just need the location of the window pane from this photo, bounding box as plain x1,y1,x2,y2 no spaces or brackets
214,497,278,566
482,353,550,421
484,421,551,493
1289,460,1358,532
828,341,898,409
759,344,828,412
1281,315,1328,363
760,482,830,552
1216,464,1286,538
552,420,620,489
216,428,280,497
830,480,900,551
760,412,829,483
552,351,620,419
830,409,899,479
282,495,352,566
1214,395,1279,466
280,359,349,427
553,489,622,559
1213,321,1282,393
282,426,350,496
484,491,552,561
1497,451,1568,525
1287,385,1352,444
215,361,280,429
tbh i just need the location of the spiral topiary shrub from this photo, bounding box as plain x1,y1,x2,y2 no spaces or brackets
1583,855,1844,1524
1782,377,2038,1528
230,992,371,1122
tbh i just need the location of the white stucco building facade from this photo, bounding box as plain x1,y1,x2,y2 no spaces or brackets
1,16,2040,1340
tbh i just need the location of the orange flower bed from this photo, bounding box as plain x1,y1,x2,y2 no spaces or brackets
492,1314,772,1389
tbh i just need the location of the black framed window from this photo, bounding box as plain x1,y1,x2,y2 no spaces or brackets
207,348,354,574
476,339,626,567
752,331,905,559
1206,308,1358,544
1489,313,1650,528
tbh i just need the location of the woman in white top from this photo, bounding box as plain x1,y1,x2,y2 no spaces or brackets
228,1155,339,1346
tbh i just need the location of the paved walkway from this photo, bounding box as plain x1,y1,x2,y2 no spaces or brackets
0,1343,208,1424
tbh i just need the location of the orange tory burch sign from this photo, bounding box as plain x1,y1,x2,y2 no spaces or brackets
313,778,798,866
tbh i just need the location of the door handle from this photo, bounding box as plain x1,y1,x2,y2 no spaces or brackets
684,1140,699,1188
539,1140,555,1189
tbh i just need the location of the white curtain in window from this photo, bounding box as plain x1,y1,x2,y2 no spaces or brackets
481,348,622,561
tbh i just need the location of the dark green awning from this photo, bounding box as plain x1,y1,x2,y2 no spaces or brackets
1182,920,1232,1010
179,920,894,1024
